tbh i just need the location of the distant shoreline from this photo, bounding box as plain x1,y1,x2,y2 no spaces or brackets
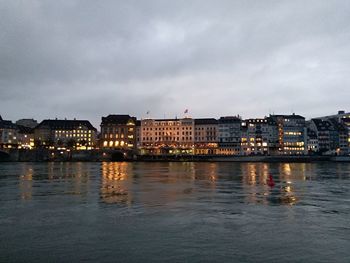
1,149,350,162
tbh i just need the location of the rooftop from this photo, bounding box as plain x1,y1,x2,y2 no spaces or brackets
101,115,136,125
194,118,218,125
37,119,97,131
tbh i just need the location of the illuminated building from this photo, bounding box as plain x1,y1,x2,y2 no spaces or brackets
100,115,137,152
310,118,348,155
270,114,307,155
218,116,241,155
306,129,319,154
313,111,350,154
240,117,279,155
194,118,218,155
0,115,18,148
34,119,97,150
17,125,35,149
140,118,195,155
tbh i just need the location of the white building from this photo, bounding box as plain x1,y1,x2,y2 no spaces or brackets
194,118,218,155
140,118,195,155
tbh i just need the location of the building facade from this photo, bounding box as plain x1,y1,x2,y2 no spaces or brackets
34,119,97,149
194,118,218,155
306,128,319,154
240,118,279,155
140,118,195,155
100,115,137,152
270,114,307,155
0,116,18,148
314,111,350,154
17,125,35,149
218,116,241,155
310,118,348,155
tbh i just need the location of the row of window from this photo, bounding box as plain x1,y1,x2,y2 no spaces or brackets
143,131,192,136
194,127,216,130
103,140,131,147
55,134,92,139
104,133,132,139
103,128,133,133
142,127,193,131
55,130,92,134
194,137,216,141
142,137,193,141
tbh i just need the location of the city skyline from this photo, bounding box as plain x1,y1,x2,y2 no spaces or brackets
0,108,348,130
1,1,350,129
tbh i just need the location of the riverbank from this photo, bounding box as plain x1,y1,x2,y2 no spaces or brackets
1,149,350,162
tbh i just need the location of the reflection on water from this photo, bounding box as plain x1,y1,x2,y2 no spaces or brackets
1,162,350,262
241,163,305,205
18,162,92,199
97,162,306,206
100,162,132,205
19,164,33,200
14,162,314,206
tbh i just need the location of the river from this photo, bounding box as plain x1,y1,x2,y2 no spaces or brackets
0,162,349,262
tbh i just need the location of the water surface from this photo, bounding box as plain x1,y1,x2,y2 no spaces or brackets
0,162,350,262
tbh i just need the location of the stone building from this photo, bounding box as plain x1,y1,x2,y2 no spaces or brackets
100,115,137,152
194,118,218,155
140,118,195,155
34,119,97,149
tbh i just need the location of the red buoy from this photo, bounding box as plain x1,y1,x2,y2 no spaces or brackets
267,174,275,187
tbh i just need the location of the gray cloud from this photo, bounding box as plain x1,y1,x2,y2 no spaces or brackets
1,0,350,128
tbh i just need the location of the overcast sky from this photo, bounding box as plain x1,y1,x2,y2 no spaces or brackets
1,0,349,128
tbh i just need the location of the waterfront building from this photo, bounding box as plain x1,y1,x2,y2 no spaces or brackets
218,116,241,155
140,118,195,155
0,116,18,148
34,119,97,149
306,128,319,154
341,116,350,154
314,111,350,154
100,115,137,152
194,118,218,155
135,120,141,152
270,114,307,155
17,125,35,149
240,118,279,155
310,118,348,155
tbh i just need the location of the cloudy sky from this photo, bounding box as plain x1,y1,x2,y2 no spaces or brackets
1,0,349,127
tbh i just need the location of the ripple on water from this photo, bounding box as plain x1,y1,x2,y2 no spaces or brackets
0,162,350,262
